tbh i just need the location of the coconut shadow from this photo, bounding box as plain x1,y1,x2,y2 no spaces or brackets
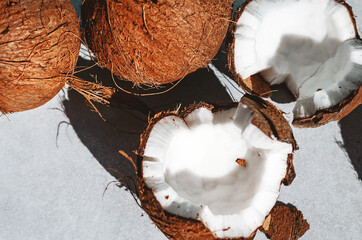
338,105,362,180
62,55,233,193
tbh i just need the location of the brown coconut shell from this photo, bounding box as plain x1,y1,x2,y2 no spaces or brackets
137,94,297,239
260,203,310,240
293,85,362,128
0,0,81,114
226,0,361,127
81,0,233,85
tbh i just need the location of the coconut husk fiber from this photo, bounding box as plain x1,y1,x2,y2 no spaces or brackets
0,0,81,114
82,0,233,85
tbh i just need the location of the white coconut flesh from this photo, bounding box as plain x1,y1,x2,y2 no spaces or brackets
233,0,362,118
142,104,293,238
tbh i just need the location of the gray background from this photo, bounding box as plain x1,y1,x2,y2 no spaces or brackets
0,0,361,239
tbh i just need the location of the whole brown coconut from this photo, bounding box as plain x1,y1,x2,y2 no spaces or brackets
0,0,81,114
136,95,308,240
82,0,233,85
226,0,362,128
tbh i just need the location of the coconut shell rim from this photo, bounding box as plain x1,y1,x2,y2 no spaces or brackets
292,84,362,127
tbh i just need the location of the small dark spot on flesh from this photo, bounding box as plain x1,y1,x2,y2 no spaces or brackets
177,205,180,208
316,88,322,92
165,195,169,199
141,213,144,217
196,213,199,218
236,158,247,167
223,227,231,231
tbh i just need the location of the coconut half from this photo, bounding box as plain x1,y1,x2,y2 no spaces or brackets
227,0,362,127
0,0,81,114
81,0,233,85
138,95,299,239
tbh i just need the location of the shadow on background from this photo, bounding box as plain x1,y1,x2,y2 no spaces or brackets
338,105,362,180
270,84,295,103
62,55,232,193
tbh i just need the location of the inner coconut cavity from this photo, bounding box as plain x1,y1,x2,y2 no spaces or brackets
142,104,293,238
233,0,362,118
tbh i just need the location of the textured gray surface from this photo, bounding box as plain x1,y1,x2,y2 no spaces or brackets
0,1,361,240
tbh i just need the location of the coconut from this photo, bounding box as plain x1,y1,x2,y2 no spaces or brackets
137,95,305,239
227,0,362,127
0,0,81,114
81,0,233,85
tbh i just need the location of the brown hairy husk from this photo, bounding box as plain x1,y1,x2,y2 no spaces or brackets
82,0,233,85
137,95,297,239
226,0,361,127
0,0,81,114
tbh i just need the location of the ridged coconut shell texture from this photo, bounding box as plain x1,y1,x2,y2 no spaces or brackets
226,0,362,128
0,0,81,114
82,0,233,85
137,95,304,240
